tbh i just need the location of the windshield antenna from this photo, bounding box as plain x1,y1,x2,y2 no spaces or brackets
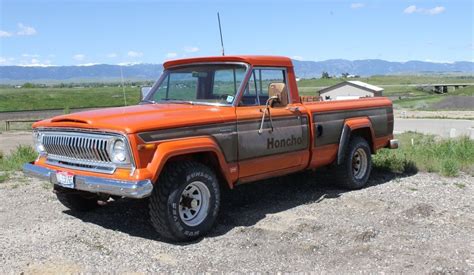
217,12,225,56
120,65,127,106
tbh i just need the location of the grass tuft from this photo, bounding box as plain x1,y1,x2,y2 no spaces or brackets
0,145,38,171
0,173,9,183
373,132,474,177
440,159,459,177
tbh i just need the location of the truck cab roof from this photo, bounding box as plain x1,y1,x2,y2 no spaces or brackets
163,55,294,69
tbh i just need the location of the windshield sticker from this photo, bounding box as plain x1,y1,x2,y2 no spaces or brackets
226,95,234,103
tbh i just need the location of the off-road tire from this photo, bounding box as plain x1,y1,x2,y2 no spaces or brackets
334,136,372,190
149,161,220,242
55,191,99,212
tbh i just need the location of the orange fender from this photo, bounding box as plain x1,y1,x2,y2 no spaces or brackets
344,117,376,149
145,137,235,187
337,117,375,164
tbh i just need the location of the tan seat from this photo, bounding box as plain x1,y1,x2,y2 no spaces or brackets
268,82,289,107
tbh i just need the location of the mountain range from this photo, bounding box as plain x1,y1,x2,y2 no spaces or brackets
1,59,472,84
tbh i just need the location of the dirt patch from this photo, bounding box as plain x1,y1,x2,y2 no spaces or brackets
403,203,435,218
430,96,474,111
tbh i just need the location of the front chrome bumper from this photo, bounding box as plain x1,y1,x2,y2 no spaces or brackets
23,163,153,199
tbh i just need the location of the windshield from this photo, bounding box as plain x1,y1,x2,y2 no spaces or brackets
146,64,247,105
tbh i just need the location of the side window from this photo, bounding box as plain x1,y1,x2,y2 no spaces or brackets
260,69,285,97
213,68,246,101
239,68,287,106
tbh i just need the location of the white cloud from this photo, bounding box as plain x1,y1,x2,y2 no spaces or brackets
18,58,53,67
292,55,304,61
0,57,17,65
427,6,445,15
403,5,418,14
166,52,178,58
17,23,37,36
127,51,143,58
0,30,12,37
106,53,118,58
117,62,140,66
404,5,445,15
350,3,365,9
78,63,100,66
184,46,199,53
22,53,40,58
73,54,86,61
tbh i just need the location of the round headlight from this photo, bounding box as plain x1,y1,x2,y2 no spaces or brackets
112,139,128,163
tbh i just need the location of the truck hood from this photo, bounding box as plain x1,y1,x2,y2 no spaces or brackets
33,103,236,134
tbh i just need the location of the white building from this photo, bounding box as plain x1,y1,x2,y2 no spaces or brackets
318,81,384,101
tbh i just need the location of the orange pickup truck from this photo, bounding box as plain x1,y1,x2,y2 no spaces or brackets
24,56,398,241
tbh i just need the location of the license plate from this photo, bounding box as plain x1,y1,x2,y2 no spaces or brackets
56,171,75,188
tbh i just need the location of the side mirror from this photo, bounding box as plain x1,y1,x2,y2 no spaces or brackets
268,83,288,107
258,96,279,134
140,86,152,100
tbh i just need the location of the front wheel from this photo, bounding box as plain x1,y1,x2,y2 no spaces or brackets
334,136,372,190
149,161,220,242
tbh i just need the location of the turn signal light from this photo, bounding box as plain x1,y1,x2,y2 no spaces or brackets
137,144,157,151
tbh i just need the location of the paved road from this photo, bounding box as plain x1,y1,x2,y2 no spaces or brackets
394,118,474,139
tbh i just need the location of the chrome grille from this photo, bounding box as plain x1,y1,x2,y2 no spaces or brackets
43,134,112,162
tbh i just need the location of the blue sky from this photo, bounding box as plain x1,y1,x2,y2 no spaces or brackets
0,0,473,66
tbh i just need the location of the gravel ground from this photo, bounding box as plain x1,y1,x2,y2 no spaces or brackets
394,109,474,120
0,169,472,273
0,131,33,153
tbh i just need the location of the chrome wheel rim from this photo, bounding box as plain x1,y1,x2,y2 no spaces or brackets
352,148,368,180
179,181,211,227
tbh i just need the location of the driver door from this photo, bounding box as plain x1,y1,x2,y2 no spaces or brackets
236,68,310,180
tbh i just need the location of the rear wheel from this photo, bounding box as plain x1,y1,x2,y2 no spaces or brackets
334,136,372,189
149,161,220,242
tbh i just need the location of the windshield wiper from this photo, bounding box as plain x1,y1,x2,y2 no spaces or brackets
160,98,195,105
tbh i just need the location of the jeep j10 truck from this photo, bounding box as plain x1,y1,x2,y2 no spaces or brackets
24,56,398,242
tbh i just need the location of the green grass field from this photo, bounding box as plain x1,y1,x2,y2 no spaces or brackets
297,75,474,88
0,75,473,112
393,85,474,110
299,75,474,111
0,86,140,112
374,132,474,177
